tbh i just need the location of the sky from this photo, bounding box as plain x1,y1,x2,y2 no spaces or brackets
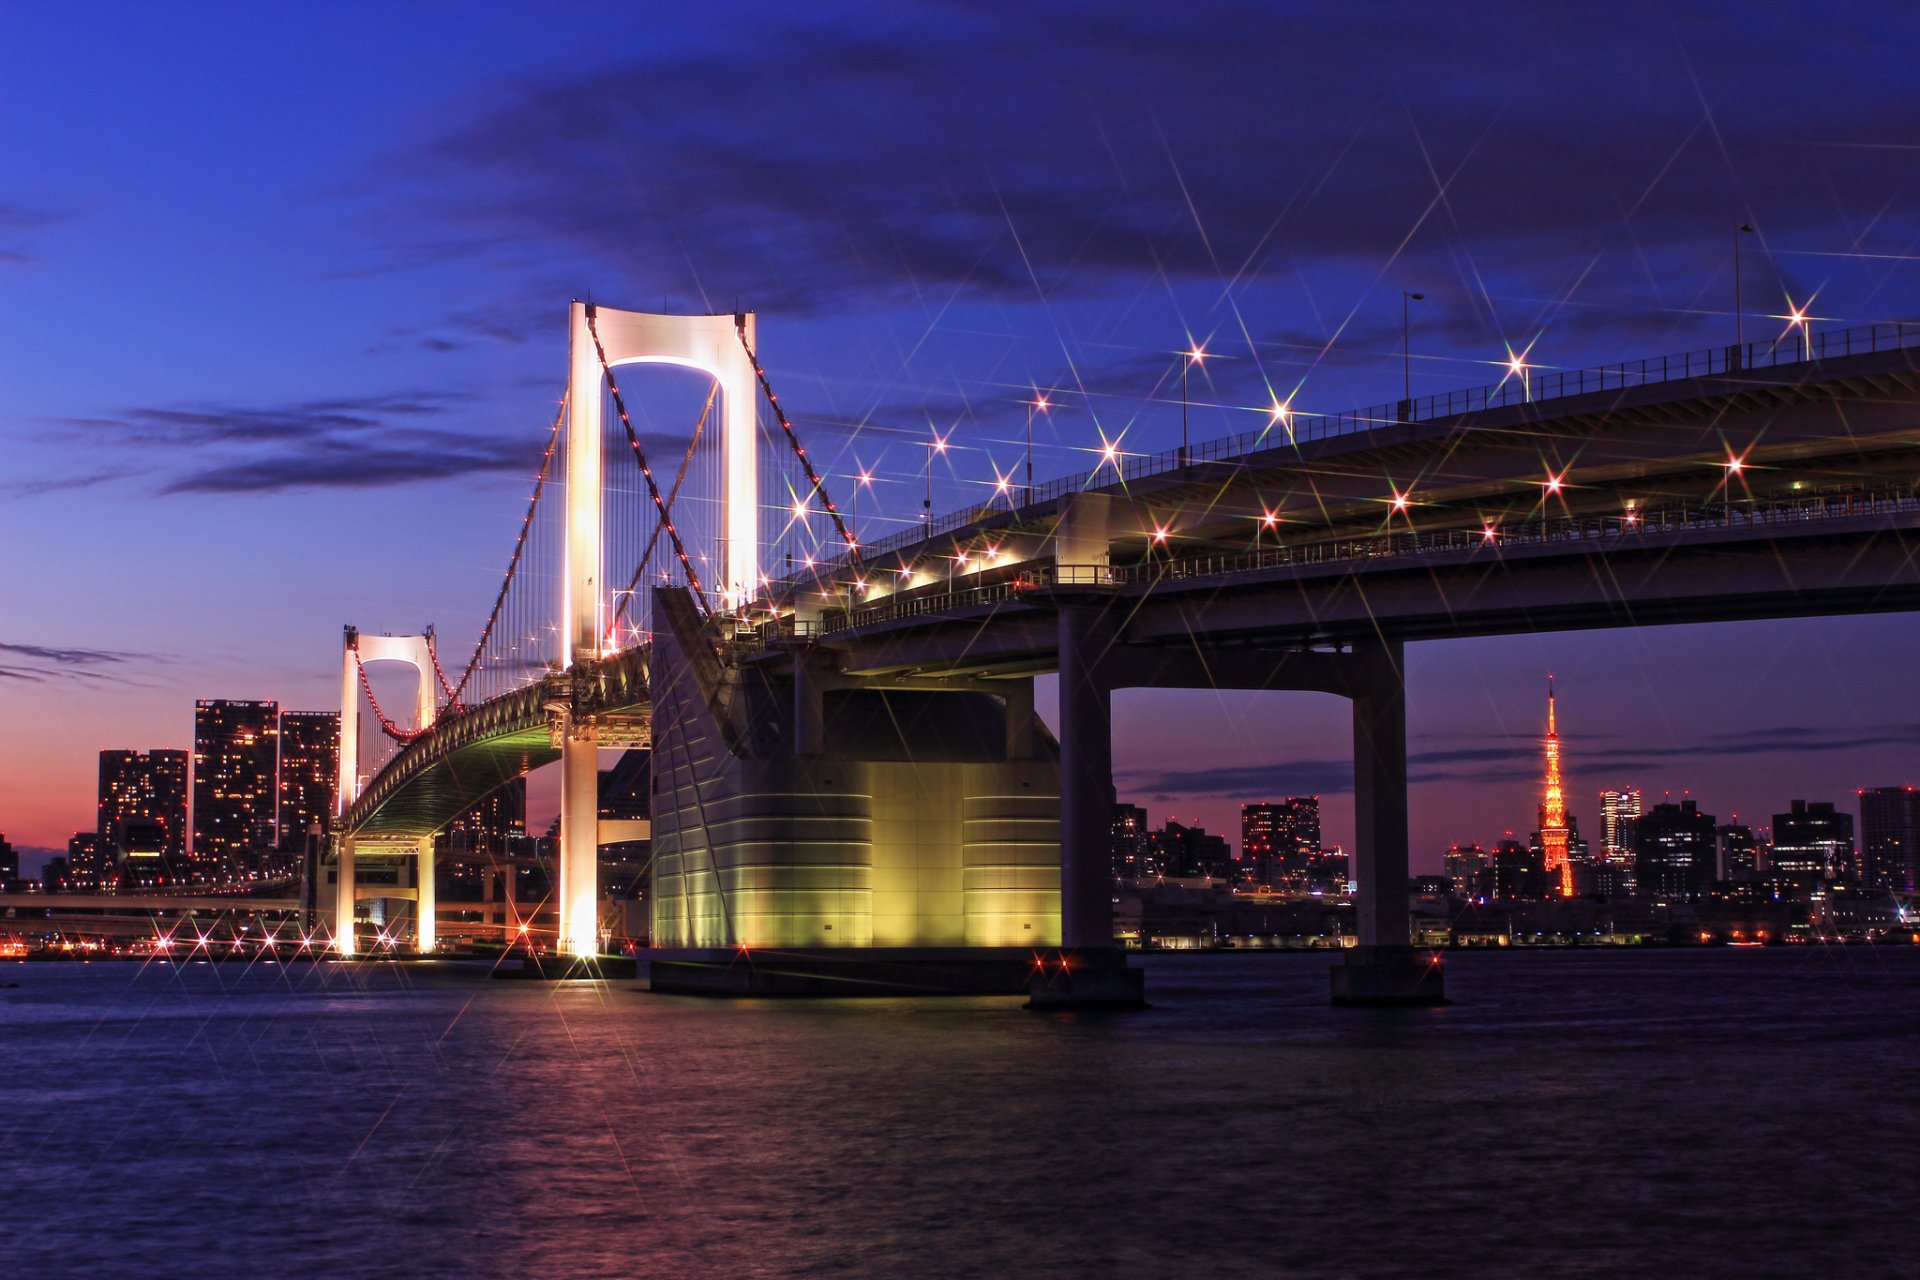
6,1,1920,869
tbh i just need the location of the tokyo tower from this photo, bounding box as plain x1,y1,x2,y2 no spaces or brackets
1540,677,1573,896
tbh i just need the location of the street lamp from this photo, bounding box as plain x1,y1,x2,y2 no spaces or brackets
1733,223,1755,355
852,468,872,550
1402,292,1424,405
924,431,948,530
1025,393,1050,506
1181,344,1208,466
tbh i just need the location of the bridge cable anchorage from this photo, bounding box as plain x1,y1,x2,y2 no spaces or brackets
437,395,568,711
735,319,861,570
585,305,714,618
354,650,430,743
607,380,716,648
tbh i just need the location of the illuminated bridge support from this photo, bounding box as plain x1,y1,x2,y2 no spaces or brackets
559,303,762,960
646,587,1070,997
334,837,356,957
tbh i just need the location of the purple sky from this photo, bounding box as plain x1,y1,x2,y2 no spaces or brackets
6,2,1920,868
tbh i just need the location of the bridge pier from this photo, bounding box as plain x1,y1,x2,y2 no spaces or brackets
559,729,599,958
334,838,356,957
1041,601,1146,1009
414,836,436,955
1333,637,1444,1006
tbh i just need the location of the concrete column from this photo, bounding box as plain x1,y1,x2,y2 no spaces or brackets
1003,678,1035,759
334,838,356,957
414,836,436,955
1056,605,1115,950
559,731,600,958
1350,637,1410,948
793,655,824,757
1331,636,1442,1005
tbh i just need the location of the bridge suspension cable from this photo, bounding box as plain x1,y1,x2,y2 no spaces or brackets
736,321,861,568
354,650,429,743
606,381,716,647
585,305,714,617
441,396,567,709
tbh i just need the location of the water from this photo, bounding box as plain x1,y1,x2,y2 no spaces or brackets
2,948,1914,1279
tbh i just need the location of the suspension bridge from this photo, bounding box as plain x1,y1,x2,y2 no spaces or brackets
329,302,1920,1005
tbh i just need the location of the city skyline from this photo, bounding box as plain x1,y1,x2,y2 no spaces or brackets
9,4,1920,865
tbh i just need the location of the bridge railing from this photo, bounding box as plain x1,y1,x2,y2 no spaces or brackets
769,319,1920,597
800,482,1920,639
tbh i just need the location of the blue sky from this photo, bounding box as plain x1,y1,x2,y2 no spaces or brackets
6,1,1920,862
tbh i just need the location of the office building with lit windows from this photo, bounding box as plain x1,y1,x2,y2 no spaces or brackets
277,711,339,851
192,699,280,876
97,748,189,870
1857,786,1920,892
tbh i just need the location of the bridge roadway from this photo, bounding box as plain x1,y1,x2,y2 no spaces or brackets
338,325,1920,998
341,644,651,841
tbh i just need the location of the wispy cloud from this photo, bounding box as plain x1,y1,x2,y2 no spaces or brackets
1121,722,1920,798
0,641,161,684
33,391,557,496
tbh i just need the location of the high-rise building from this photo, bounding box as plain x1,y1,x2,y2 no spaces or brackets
1538,679,1572,896
277,711,339,849
1600,788,1642,864
1150,820,1233,881
1718,823,1759,881
1770,799,1855,885
1239,798,1319,892
97,749,189,868
1444,843,1488,897
444,778,528,858
192,699,280,876
65,832,105,889
1635,800,1717,901
1112,803,1152,880
1857,786,1920,892
0,832,17,889
1489,837,1549,900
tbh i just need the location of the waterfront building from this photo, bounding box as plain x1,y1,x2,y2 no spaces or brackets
1150,820,1233,881
63,831,108,890
191,699,280,877
1857,786,1920,892
1238,797,1320,892
1112,803,1151,880
1489,837,1550,901
1444,843,1488,898
1635,799,1717,901
443,777,529,857
97,749,189,870
1600,788,1642,864
1717,823,1759,881
277,712,339,850
1769,799,1855,885
1240,804,1279,887
0,833,16,888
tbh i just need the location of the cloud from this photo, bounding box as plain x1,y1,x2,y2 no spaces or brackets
34,391,566,496
0,199,66,265
1120,722,1920,798
355,3,1920,335
0,641,160,684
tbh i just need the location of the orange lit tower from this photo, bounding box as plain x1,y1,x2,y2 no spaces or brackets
1539,677,1573,896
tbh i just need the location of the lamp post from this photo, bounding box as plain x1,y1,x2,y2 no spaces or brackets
852,468,871,552
923,432,947,533
1025,394,1049,507
1181,344,1207,467
1734,223,1755,356
1402,291,1425,406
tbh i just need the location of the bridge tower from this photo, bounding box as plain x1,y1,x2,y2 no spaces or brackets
332,627,439,956
558,303,761,958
